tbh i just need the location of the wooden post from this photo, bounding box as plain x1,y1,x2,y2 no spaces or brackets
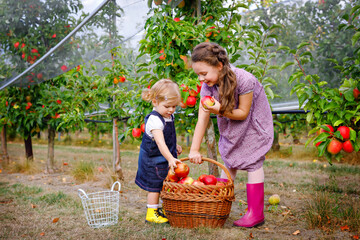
24,134,33,162
1,126,10,164
46,126,56,173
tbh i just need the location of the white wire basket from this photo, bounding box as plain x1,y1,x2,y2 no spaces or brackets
78,181,121,228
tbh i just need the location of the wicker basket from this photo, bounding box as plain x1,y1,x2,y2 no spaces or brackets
160,157,235,228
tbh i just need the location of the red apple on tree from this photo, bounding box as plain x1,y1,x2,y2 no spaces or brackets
140,123,145,133
132,128,142,138
315,141,322,147
173,17,180,22
14,42,20,48
318,124,334,136
336,126,350,140
201,96,215,109
342,140,354,153
174,162,189,178
159,49,166,60
119,76,126,82
178,176,194,185
186,96,196,107
353,87,360,100
327,138,343,155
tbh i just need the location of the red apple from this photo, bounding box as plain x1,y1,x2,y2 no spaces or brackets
159,49,166,60
189,89,198,97
180,84,189,92
327,139,343,155
342,140,354,153
173,17,180,22
336,126,350,140
201,96,215,109
167,170,179,182
315,141,322,147
14,42,20,48
180,100,187,109
21,43,26,48
198,174,207,182
132,128,142,138
119,76,126,82
186,96,196,107
140,123,145,133
319,124,334,136
353,88,360,100
37,73,43,80
202,175,217,185
31,48,38,53
154,0,162,5
178,176,194,185
174,162,189,178
192,180,205,186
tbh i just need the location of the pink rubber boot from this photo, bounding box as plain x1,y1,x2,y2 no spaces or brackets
233,182,265,228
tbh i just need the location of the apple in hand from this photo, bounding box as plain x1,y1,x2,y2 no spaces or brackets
174,162,189,178
178,176,194,185
327,138,342,155
201,96,215,109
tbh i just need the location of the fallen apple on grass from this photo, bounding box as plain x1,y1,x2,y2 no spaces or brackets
269,194,280,205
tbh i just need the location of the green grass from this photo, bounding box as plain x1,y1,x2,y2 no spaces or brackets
71,161,96,182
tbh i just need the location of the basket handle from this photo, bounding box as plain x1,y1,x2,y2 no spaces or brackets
78,189,88,199
111,181,121,191
179,157,233,184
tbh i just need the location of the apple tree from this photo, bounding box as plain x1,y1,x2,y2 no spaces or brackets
283,3,360,163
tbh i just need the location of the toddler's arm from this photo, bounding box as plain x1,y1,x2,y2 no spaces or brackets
152,129,181,172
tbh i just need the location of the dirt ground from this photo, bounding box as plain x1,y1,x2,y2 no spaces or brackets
0,139,359,240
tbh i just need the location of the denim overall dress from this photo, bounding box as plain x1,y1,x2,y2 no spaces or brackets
135,111,177,192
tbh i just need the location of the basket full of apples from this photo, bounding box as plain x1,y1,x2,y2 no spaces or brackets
160,157,235,228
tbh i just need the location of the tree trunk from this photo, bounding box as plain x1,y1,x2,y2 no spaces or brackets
46,126,56,173
1,126,10,164
113,118,124,180
205,119,219,177
272,115,280,151
24,134,33,162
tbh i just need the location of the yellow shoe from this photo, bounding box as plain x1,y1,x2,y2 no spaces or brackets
158,207,166,218
145,208,169,224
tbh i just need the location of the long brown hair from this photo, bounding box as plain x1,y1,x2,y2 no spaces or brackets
191,42,237,115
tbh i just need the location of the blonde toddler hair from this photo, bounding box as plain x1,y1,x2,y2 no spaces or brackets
142,79,181,105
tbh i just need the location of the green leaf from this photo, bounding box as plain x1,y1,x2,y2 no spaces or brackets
333,120,344,127
351,32,360,46
350,5,360,16
276,46,290,52
296,42,310,50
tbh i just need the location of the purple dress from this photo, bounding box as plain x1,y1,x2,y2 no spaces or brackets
200,66,274,171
